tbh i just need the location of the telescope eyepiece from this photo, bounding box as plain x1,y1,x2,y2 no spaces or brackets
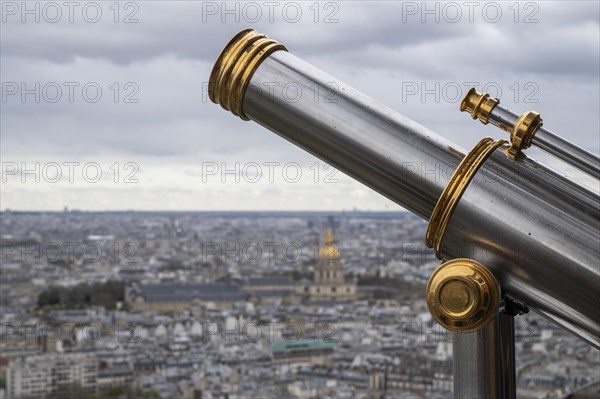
208,29,287,120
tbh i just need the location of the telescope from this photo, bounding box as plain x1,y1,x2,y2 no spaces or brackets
209,29,600,398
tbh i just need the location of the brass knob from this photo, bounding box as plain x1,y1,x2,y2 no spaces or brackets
426,258,500,333
460,88,499,125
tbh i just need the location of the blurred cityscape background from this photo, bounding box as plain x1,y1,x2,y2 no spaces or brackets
0,210,598,398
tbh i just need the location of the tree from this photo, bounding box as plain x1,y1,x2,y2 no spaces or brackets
37,281,125,310
38,288,61,306
105,386,126,397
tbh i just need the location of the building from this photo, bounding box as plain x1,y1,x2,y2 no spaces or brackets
96,366,134,390
243,276,301,305
270,339,336,365
126,282,247,312
6,353,98,398
303,229,357,301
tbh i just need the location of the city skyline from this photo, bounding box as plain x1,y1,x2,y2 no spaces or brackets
1,210,597,398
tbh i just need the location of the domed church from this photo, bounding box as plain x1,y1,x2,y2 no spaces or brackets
304,228,357,301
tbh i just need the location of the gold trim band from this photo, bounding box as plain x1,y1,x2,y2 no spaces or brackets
507,110,543,158
426,137,508,258
208,29,288,120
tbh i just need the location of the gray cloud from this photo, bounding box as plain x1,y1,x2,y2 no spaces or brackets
1,1,598,210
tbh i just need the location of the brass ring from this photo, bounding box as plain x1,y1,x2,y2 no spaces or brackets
508,110,542,157
426,137,508,258
209,28,255,105
215,31,266,113
209,29,287,120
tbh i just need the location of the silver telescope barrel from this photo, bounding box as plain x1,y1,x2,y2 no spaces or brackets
462,88,600,180
208,29,461,220
490,106,600,179
209,30,600,348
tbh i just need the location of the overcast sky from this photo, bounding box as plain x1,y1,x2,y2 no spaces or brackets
1,1,598,211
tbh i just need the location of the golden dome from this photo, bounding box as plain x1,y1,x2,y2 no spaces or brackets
319,228,341,261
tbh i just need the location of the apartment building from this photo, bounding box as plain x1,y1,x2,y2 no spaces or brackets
6,353,98,398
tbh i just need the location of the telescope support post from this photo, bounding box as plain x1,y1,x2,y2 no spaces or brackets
453,312,516,399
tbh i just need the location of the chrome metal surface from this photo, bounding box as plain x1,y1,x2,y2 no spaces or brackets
488,106,600,179
237,49,600,348
534,128,600,180
453,313,516,399
244,51,463,220
487,105,518,133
